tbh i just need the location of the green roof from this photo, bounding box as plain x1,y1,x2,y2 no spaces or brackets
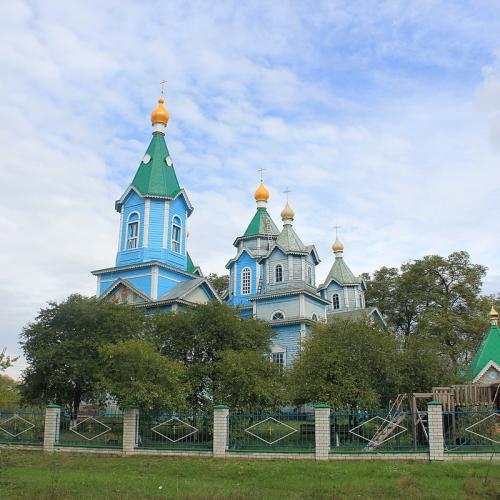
131,133,181,197
467,324,500,381
186,252,196,274
243,208,279,238
275,224,306,253
321,255,360,287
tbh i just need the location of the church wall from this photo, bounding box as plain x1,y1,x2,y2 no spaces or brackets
263,248,291,293
271,323,303,366
184,286,211,304
116,191,146,266
157,270,190,298
229,251,257,307
99,267,152,297
164,196,188,270
304,295,327,320
256,295,302,321
147,199,165,250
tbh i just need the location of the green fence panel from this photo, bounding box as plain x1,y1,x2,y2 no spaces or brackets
329,410,429,453
229,412,315,453
0,410,44,446
443,409,499,453
57,410,123,449
138,413,213,451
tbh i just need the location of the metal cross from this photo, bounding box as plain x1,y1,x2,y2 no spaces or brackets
334,224,341,238
283,187,291,203
160,80,167,96
258,168,266,182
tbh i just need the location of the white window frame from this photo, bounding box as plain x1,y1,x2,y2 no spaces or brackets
307,266,313,285
171,215,182,254
332,293,340,310
126,211,140,250
275,263,283,283
241,267,251,295
271,310,285,321
271,351,285,371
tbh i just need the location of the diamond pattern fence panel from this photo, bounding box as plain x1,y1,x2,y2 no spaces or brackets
329,411,429,453
229,412,315,453
0,410,44,446
443,408,499,454
58,410,123,449
138,413,213,451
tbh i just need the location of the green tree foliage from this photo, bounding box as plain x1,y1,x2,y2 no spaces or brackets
0,348,17,372
0,374,21,409
206,273,230,297
147,302,277,409
99,340,189,412
213,350,286,411
364,251,487,368
20,295,145,415
287,320,400,409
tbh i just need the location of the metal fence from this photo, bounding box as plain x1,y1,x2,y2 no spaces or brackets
329,410,429,453
228,412,315,452
137,413,213,451
57,410,123,449
443,408,499,453
0,410,44,446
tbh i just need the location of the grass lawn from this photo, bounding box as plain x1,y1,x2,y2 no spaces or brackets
0,450,499,499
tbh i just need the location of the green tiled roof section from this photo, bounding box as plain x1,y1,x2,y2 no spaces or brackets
324,256,360,285
275,225,306,252
132,133,181,197
467,325,500,380
186,252,196,274
243,208,279,237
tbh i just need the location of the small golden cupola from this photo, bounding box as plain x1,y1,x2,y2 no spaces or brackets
489,305,498,325
281,202,295,223
151,97,170,132
332,236,344,255
254,182,270,207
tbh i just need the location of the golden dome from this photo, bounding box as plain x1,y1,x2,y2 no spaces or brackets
332,237,344,253
281,202,295,220
254,182,270,202
151,97,170,126
489,305,498,319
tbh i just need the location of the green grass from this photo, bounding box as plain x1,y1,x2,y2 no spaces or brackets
0,449,499,499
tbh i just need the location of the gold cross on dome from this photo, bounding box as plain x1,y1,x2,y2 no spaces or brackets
334,225,341,238
283,187,291,203
160,80,167,96
258,168,266,182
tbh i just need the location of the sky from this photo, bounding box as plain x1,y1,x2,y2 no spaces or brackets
1,1,500,379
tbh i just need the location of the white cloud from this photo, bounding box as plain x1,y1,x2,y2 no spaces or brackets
1,1,500,380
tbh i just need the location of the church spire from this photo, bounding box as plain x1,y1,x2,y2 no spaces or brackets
490,305,498,326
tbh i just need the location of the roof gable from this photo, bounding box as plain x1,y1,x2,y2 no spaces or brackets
158,277,220,303
319,255,360,288
100,278,151,304
243,208,280,238
467,325,500,381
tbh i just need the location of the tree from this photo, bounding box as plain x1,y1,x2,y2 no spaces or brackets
206,273,230,297
147,302,275,409
0,374,21,409
99,340,189,412
287,320,400,409
213,350,287,411
0,348,17,372
20,295,145,417
365,252,487,368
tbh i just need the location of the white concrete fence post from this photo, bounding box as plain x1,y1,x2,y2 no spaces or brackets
43,404,61,452
123,408,140,454
213,404,230,457
427,400,444,461
314,403,331,460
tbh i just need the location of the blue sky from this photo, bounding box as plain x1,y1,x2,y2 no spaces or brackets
1,1,500,378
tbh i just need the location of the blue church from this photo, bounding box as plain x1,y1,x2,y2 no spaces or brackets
94,96,383,367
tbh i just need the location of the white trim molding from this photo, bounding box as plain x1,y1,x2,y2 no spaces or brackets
143,199,150,248
162,201,170,249
151,266,159,300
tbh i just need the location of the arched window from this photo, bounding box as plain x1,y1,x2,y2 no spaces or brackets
332,293,340,310
126,212,140,250
275,264,283,283
311,313,318,321
171,216,182,253
271,311,285,321
241,267,251,295
307,266,313,285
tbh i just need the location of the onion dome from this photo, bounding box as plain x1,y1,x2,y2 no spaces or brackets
332,237,344,254
281,202,295,222
489,305,498,324
151,97,170,126
254,182,270,203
